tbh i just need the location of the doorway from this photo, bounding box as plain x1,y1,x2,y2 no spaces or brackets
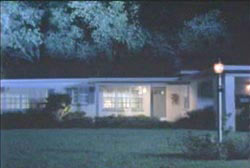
151,87,166,118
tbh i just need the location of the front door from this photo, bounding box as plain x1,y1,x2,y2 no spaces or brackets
152,87,166,118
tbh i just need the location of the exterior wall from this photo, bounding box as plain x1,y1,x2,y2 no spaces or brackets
0,79,96,116
189,81,198,111
166,84,189,121
222,74,236,131
189,78,215,111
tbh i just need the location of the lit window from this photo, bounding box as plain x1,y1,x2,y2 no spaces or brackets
1,94,30,111
102,86,145,112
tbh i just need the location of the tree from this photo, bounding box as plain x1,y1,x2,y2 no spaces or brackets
1,1,148,61
68,1,149,59
177,9,230,68
1,1,44,61
44,5,96,59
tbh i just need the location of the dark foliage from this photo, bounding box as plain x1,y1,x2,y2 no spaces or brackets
1,113,171,129
173,107,216,130
44,93,72,121
182,132,250,160
95,115,171,128
62,112,94,128
223,134,250,160
0,110,93,129
45,94,71,111
182,133,226,160
2,53,178,79
1,110,56,129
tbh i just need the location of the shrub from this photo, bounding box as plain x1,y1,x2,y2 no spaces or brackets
45,94,72,121
95,115,171,128
61,112,93,128
1,109,58,129
182,132,250,160
24,108,56,128
182,132,226,160
1,112,27,129
62,112,86,120
223,134,250,160
173,106,216,130
1,110,94,129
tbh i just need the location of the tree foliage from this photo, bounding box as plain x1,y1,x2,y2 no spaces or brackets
178,10,228,53
1,1,148,61
68,1,148,57
1,1,43,61
176,9,232,68
1,2,250,78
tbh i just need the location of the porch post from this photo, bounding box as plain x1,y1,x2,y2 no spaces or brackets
212,76,218,125
95,84,100,117
223,74,236,131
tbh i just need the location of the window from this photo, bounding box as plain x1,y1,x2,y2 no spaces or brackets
72,88,88,105
1,94,30,111
102,86,145,112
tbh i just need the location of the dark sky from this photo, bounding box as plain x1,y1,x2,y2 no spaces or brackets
140,1,250,62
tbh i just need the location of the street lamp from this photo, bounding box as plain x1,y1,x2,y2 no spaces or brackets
214,61,224,143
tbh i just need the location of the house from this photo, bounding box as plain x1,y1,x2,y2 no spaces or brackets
1,65,250,131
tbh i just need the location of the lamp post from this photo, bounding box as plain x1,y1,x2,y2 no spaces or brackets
214,61,224,143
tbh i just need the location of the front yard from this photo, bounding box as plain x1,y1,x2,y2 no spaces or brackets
1,129,249,168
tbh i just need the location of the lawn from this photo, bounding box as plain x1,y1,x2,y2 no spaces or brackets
1,129,249,168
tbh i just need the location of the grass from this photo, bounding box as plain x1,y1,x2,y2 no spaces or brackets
1,129,249,168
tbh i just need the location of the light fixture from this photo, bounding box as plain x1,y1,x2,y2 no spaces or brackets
246,84,250,93
142,87,147,94
214,61,224,74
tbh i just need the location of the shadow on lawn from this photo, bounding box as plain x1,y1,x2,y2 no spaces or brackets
41,148,103,155
134,152,220,161
136,153,187,159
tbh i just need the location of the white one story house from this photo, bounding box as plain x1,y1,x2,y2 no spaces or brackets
1,65,250,130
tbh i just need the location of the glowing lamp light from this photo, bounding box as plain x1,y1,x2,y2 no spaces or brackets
214,62,224,74
246,84,250,93
142,87,147,94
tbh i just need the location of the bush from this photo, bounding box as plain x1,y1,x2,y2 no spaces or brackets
1,110,93,129
182,132,226,160
223,135,250,160
61,112,93,128
45,94,72,121
1,109,58,129
173,107,216,130
62,112,86,120
1,112,27,129
1,112,172,129
182,132,250,160
95,115,171,128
